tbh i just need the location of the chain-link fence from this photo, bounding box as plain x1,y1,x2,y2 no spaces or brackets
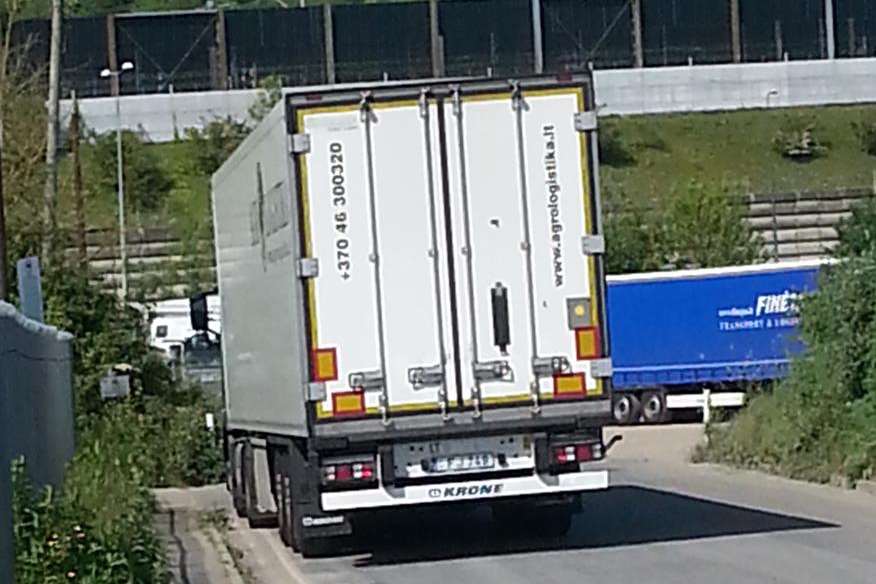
836,0,876,58
9,1,876,99
335,2,432,83
543,0,632,71
643,0,733,66
225,7,325,89
740,0,826,62
0,302,75,584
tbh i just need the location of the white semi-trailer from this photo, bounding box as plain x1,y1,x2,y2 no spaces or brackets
208,75,613,555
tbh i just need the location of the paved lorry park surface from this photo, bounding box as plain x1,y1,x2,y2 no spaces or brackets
157,425,876,584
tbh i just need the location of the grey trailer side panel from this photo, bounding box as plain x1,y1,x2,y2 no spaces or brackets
212,103,309,436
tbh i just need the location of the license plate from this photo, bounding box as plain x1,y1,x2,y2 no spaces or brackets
430,453,495,473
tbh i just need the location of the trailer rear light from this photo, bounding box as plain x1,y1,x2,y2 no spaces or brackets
312,348,338,381
321,460,377,488
575,326,601,360
550,441,603,472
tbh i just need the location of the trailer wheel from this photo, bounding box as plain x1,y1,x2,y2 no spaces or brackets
274,449,293,548
641,391,667,424
612,393,641,425
230,440,248,519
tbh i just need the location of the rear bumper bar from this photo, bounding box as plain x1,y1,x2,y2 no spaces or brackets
312,399,611,447
321,469,609,511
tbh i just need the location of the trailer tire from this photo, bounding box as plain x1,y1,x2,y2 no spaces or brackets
230,440,248,519
612,393,641,425
274,449,293,548
641,391,667,424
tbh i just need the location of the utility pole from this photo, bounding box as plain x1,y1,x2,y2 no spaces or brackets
69,92,87,266
43,0,62,264
100,62,134,298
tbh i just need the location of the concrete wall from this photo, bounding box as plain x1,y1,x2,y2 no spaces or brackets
0,302,75,584
61,58,876,143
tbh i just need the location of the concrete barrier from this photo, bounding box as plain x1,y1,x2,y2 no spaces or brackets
61,58,876,143
0,302,75,583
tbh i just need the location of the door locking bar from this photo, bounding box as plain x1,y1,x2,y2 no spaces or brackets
408,364,444,388
532,356,571,378
349,370,385,392
360,92,390,426
473,360,512,382
349,369,389,425
418,87,452,420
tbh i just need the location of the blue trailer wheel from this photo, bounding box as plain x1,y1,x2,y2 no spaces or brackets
612,393,641,425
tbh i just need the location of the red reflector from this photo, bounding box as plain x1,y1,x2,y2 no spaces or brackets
553,445,576,464
335,464,352,481
556,71,573,82
575,444,594,462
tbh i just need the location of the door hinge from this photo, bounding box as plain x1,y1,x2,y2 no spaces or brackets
306,382,327,402
291,133,311,154
581,235,606,256
590,358,613,378
574,111,598,132
297,257,319,278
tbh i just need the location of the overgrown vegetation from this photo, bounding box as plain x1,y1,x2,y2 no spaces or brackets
12,259,225,583
701,198,876,484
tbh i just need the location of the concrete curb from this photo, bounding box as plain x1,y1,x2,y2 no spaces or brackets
856,480,876,497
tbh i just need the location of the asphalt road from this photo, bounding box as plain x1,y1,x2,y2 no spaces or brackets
170,425,876,584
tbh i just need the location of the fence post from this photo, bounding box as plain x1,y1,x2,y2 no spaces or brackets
213,9,229,90
702,389,712,424
323,3,336,84
429,0,445,77
824,0,836,59
848,18,856,57
774,20,783,61
730,0,742,62
631,0,644,68
531,0,544,74
106,14,119,96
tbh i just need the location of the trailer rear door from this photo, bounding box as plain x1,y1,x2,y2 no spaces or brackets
443,86,607,412
291,79,608,424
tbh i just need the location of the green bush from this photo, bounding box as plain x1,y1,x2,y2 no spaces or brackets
184,116,251,176
852,118,876,156
661,181,762,269
771,117,827,161
703,198,876,483
13,457,167,584
88,130,173,213
604,181,762,274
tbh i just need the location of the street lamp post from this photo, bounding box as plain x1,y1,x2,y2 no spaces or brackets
100,61,134,299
